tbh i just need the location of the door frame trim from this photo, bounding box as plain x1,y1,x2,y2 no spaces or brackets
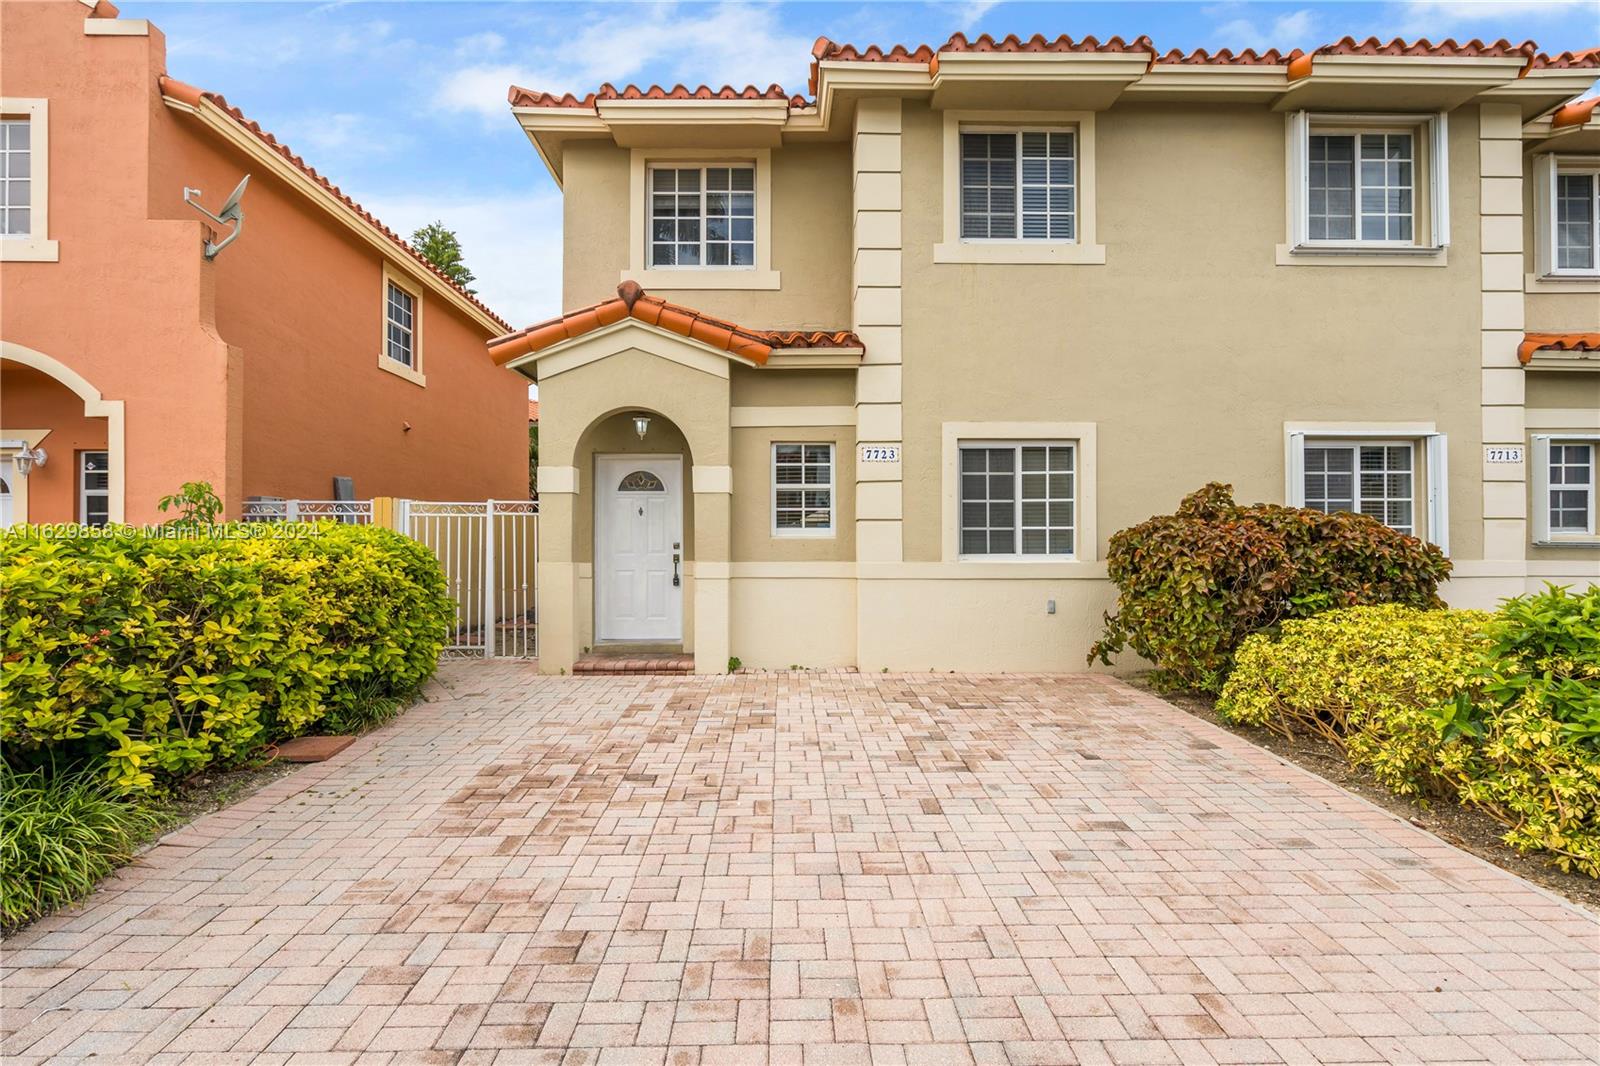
594,453,685,643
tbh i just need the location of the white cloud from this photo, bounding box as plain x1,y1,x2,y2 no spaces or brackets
455,31,506,58
1390,0,1593,37
952,1,1003,33
362,188,565,328
433,2,813,119
1208,4,1320,50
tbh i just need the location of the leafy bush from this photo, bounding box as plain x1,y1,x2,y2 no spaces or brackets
1090,483,1451,692
1,523,450,791
0,766,162,927
1435,585,1600,876
1219,587,1600,878
1219,605,1491,794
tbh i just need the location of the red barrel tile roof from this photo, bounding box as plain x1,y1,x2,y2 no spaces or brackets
509,83,808,110
160,77,510,332
1519,332,1600,365
488,282,860,367
1552,95,1600,128
1154,47,1299,66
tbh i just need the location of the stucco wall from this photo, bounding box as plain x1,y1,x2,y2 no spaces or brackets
561,140,853,332
0,361,109,523
0,2,235,522
898,99,1488,564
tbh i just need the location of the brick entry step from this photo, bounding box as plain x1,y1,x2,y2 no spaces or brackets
573,643,694,675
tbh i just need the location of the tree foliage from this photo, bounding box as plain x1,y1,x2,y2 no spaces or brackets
409,220,477,293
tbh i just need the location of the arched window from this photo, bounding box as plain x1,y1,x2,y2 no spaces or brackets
618,470,665,492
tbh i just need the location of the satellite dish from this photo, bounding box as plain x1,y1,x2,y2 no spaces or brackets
218,174,250,221
182,173,250,259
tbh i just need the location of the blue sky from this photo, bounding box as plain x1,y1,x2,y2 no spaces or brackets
127,0,1598,327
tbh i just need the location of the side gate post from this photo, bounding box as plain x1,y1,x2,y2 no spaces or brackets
483,500,496,659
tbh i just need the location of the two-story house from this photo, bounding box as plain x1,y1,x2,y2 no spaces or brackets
489,33,1600,675
1,0,529,525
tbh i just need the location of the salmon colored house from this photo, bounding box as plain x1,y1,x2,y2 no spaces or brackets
0,0,528,526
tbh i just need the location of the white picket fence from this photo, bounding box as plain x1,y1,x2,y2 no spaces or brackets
241,497,538,659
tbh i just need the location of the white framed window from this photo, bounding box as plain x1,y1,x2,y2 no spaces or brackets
936,112,1103,265
1532,435,1599,543
958,442,1075,558
626,149,777,289
80,450,109,527
1286,112,1448,258
1286,426,1448,551
959,129,1076,241
385,281,415,366
649,164,756,268
0,98,55,262
1303,441,1416,534
772,442,833,536
1534,156,1599,278
377,265,425,386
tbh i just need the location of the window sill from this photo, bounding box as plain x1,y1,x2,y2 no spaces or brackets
1,239,59,263
622,268,780,291
934,242,1106,265
377,353,426,387
773,530,837,540
1277,243,1448,267
1526,274,1600,293
957,555,1079,563
1534,537,1600,548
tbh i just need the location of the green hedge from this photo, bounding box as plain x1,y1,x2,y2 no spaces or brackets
1219,587,1600,878
1090,483,1451,692
1,523,450,791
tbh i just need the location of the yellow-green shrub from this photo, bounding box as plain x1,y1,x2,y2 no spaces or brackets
1,523,449,791
1219,590,1600,878
1220,605,1491,794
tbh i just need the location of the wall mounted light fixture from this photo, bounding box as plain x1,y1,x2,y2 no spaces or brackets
633,414,650,441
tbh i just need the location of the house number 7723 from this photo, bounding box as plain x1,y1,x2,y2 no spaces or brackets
860,445,900,462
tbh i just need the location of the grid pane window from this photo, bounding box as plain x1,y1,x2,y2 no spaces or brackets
1,119,31,238
1308,131,1414,243
774,443,833,533
385,282,415,367
80,451,109,527
961,130,1075,241
1556,172,1597,272
649,166,755,268
1304,442,1415,535
1550,443,1595,534
960,443,1074,556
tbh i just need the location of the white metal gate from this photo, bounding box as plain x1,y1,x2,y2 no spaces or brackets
402,500,538,658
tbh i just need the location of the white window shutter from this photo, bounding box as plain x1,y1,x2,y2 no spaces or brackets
1288,112,1310,248
1430,112,1450,249
1531,435,1552,544
1532,154,1556,277
1286,431,1307,506
1425,433,1449,555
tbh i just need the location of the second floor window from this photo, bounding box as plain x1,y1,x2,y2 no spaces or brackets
385,281,415,367
1309,131,1413,243
649,165,755,268
1,118,30,238
1556,169,1597,273
960,130,1076,241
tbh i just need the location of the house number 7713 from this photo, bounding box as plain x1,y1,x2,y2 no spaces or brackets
1485,446,1524,464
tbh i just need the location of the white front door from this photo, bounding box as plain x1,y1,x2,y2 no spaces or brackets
596,455,683,642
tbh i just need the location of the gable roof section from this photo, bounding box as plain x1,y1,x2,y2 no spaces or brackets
1519,332,1600,365
487,281,861,367
159,77,511,335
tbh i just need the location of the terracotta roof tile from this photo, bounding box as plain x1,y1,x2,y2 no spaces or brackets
1552,95,1600,128
160,77,510,332
1310,35,1538,59
1154,46,1300,66
811,37,937,64
1519,332,1600,365
488,282,861,367
509,83,808,110
1529,47,1600,70
528,399,540,422
940,31,1157,55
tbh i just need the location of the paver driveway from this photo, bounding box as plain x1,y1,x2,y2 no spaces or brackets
4,664,1597,1066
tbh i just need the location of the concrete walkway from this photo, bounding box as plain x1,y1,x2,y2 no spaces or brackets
3,663,1596,1065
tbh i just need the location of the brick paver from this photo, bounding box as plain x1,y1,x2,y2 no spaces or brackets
3,663,1596,1064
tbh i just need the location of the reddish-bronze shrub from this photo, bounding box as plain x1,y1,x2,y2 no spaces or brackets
1089,483,1451,692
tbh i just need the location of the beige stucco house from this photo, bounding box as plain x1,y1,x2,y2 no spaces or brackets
489,33,1600,675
